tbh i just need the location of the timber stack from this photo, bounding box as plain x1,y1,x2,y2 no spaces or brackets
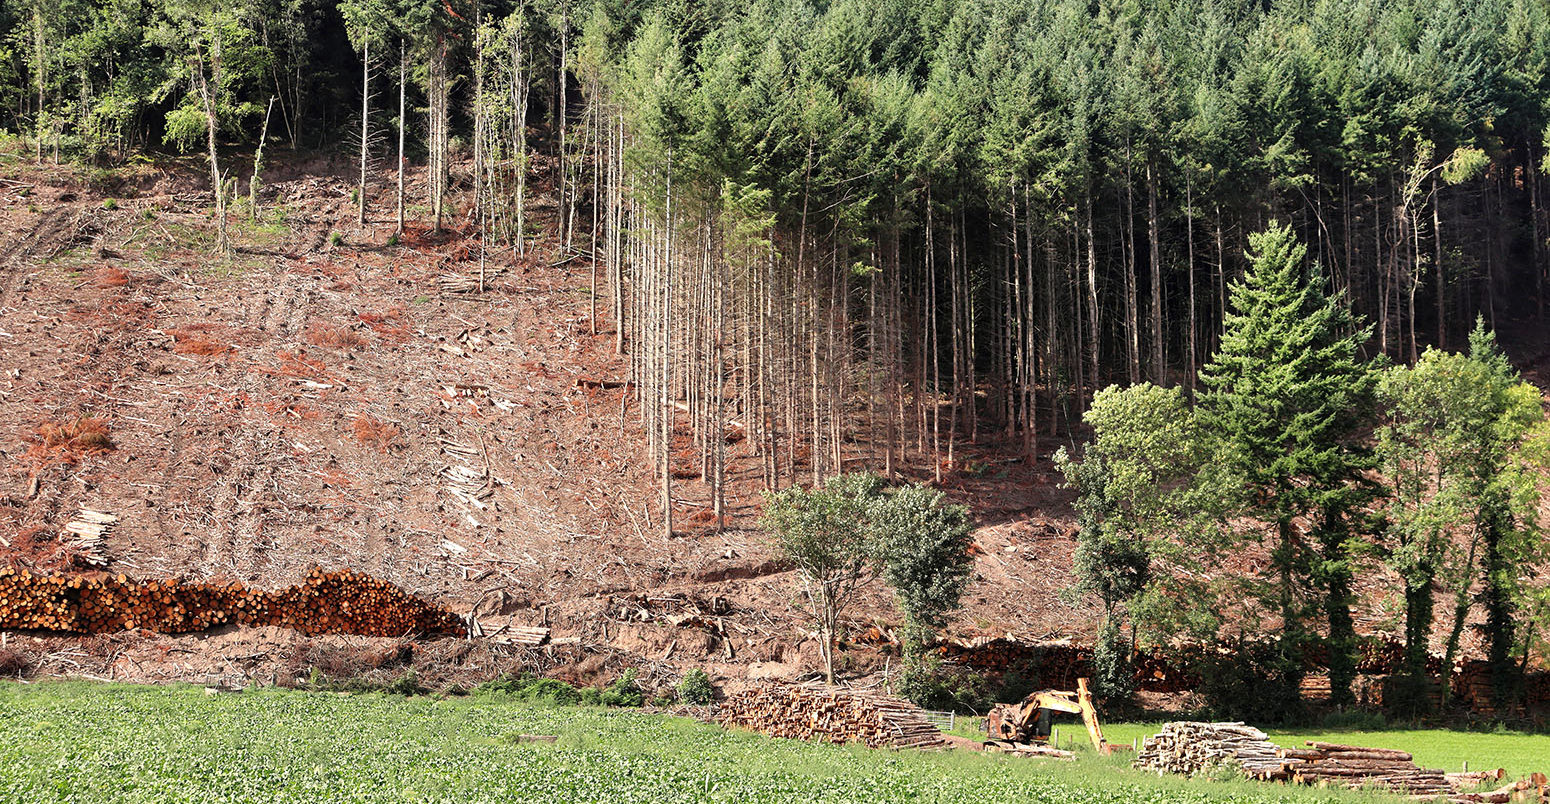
0,566,464,637
717,682,947,750
1133,722,1297,779
1282,742,1452,796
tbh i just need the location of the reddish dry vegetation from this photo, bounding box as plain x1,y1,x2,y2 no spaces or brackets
358,307,411,342
93,265,131,287
0,647,33,678
305,322,370,350
351,415,401,452
169,324,234,357
18,417,115,473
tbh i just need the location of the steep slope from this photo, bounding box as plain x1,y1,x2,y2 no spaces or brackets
0,150,1096,688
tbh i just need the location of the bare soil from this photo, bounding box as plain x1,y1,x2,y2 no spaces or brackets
0,146,1540,694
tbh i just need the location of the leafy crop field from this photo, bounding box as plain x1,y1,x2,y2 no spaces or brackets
0,682,1390,804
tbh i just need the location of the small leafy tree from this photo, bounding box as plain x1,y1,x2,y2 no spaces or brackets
760,473,885,685
1056,382,1206,700
677,668,714,705
870,483,974,658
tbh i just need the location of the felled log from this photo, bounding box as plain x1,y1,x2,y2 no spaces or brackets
717,682,947,750
1290,741,1451,795
984,740,1075,760
0,566,464,638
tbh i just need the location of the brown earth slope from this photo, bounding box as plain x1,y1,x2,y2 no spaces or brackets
1,148,1542,695
0,149,1095,691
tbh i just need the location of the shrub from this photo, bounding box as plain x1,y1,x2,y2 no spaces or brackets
383,669,423,696
892,653,989,712
600,669,645,707
677,669,714,705
475,674,582,706
0,648,33,678
1321,709,1386,730
1193,641,1304,724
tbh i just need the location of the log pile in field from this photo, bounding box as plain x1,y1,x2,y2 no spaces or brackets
1283,742,1452,796
0,566,464,638
716,682,947,750
1132,722,1295,779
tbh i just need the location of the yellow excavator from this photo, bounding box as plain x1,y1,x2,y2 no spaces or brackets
984,678,1124,756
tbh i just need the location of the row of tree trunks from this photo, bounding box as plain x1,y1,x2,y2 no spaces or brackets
0,566,462,637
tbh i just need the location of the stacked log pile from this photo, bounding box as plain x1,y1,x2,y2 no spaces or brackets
717,682,947,750
1133,722,1295,779
1283,742,1451,796
0,567,464,637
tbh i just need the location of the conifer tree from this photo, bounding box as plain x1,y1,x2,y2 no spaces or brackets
1198,221,1378,711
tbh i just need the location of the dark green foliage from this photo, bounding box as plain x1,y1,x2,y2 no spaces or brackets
1090,618,1133,703
475,671,647,708
676,669,713,705
476,674,584,706
1198,221,1379,711
891,651,990,713
382,669,423,696
1193,638,1305,724
600,669,646,708
870,484,974,656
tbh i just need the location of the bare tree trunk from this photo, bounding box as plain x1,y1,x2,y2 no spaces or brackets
249,97,275,221
396,41,405,237
428,35,449,233
1147,160,1164,383
192,40,228,256
358,36,369,227
1086,194,1099,400
1186,178,1197,394
1124,149,1140,384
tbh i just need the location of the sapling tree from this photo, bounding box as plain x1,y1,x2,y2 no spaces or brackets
870,483,973,659
340,0,389,227
759,473,885,685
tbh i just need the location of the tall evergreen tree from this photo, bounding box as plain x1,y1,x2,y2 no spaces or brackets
1198,221,1378,711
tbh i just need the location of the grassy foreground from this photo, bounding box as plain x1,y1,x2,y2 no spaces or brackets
0,682,1387,804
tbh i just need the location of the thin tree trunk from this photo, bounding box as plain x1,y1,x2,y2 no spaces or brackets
396,41,405,237
193,40,228,256
1147,160,1164,384
358,36,369,227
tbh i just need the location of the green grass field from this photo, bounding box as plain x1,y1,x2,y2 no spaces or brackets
1096,722,1550,779
0,682,1398,804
